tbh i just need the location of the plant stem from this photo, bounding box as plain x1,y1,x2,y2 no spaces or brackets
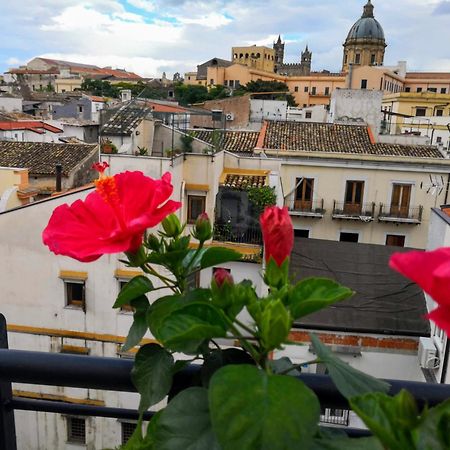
278,358,321,376
234,319,255,335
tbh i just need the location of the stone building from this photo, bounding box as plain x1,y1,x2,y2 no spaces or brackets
273,36,312,76
342,0,387,71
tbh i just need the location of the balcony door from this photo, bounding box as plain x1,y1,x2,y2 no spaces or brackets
390,184,411,218
344,180,364,214
295,178,314,212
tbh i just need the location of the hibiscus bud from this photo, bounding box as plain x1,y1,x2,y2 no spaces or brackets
193,212,212,242
213,268,234,288
162,214,182,237
146,234,160,252
260,206,293,267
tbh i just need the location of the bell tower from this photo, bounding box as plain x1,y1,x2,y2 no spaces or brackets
273,35,285,73
300,45,312,75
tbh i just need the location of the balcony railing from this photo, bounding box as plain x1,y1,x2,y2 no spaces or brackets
285,199,325,218
320,408,350,426
2,314,450,448
213,223,262,245
378,204,423,224
332,201,375,221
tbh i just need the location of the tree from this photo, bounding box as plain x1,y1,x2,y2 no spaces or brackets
81,79,119,97
234,80,298,107
174,84,210,106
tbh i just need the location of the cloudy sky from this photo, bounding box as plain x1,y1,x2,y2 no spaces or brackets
1,0,450,78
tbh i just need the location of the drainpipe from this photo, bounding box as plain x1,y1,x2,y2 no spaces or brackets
55,164,62,192
444,173,450,205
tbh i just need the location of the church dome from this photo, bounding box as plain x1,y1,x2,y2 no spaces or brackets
346,1,385,42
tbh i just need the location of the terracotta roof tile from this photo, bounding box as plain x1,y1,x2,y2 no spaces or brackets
262,121,444,158
0,142,97,176
101,103,151,136
190,130,259,154
223,174,267,189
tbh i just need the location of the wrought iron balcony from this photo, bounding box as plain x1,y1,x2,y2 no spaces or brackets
378,204,423,224
213,222,262,245
285,199,325,218
332,201,375,221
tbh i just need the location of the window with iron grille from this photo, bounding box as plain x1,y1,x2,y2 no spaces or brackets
187,195,206,224
67,417,86,444
122,422,137,444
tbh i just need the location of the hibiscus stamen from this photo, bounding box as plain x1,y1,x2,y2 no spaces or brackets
95,176,127,230
92,162,110,177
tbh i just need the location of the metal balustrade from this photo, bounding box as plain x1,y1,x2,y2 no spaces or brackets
213,223,263,245
378,204,423,224
1,314,450,448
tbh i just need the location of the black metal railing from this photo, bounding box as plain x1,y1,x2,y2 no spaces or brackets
213,223,262,245
332,201,375,220
378,204,423,223
2,314,450,448
284,199,325,216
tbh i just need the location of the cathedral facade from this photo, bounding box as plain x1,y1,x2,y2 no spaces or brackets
273,35,312,76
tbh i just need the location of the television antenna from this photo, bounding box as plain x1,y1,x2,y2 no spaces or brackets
420,175,445,197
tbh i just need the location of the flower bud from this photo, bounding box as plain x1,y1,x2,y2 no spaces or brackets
162,214,182,237
213,268,234,288
260,206,293,267
193,212,212,242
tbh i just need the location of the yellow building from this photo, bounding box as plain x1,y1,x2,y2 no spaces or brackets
231,46,275,72
0,167,37,211
55,77,82,93
382,92,450,146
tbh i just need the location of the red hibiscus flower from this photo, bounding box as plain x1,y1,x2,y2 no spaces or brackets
390,248,450,334
213,268,234,288
43,171,181,262
260,206,294,266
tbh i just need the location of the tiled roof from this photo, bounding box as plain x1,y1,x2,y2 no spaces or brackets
190,130,259,154
101,103,151,136
405,72,450,80
0,142,97,176
223,174,267,189
262,121,444,158
0,121,63,134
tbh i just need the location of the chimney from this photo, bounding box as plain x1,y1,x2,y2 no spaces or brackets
56,164,62,192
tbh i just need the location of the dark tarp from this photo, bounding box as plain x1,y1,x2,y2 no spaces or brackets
290,238,430,336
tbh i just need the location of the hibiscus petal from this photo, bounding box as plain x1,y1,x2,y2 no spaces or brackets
389,248,450,306
427,306,450,336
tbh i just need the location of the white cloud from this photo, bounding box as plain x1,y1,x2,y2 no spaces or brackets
177,12,232,29
5,57,21,66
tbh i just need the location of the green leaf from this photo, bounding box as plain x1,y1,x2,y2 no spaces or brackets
200,247,241,269
288,278,353,320
155,387,221,450
310,334,390,399
156,303,228,353
201,348,254,387
209,365,320,450
350,390,419,450
131,344,174,414
147,249,190,270
417,399,450,450
311,436,384,450
114,276,153,308
122,297,150,352
147,295,185,337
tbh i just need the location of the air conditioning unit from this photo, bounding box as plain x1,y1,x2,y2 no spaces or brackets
418,337,439,369
225,113,234,121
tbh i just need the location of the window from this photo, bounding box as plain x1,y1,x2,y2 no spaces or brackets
294,229,310,238
67,417,86,444
78,105,83,113
340,232,359,243
405,87,411,92
354,53,361,64
437,136,443,143
386,235,405,247
304,86,309,93
441,88,447,94
295,178,314,211
436,109,444,117
416,87,422,93
427,88,437,93
305,111,312,119
344,54,348,64
229,80,234,88
122,422,137,445
415,108,426,117
390,184,412,217
361,79,367,89
187,195,206,224
311,87,316,95
294,86,299,92
371,53,376,65
65,281,85,310
186,271,200,290
344,180,364,213
235,80,240,88
324,87,330,96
